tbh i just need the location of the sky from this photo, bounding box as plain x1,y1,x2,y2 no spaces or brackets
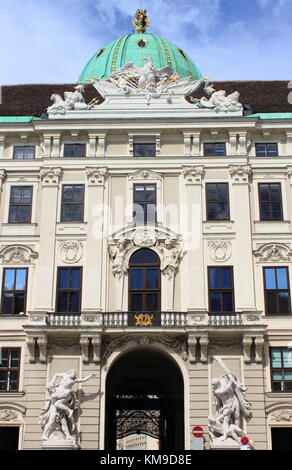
0,0,292,84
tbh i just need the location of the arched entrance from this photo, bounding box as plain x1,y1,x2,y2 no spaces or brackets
104,348,184,450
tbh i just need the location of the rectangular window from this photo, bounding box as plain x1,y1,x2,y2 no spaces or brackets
206,183,230,221
258,183,283,221
133,143,156,157
133,184,157,224
203,143,226,157
0,348,21,392
208,267,234,312
264,267,291,315
13,146,35,160
63,143,86,158
1,268,28,315
270,348,292,392
56,267,82,313
256,143,278,157
60,185,84,222
8,186,33,223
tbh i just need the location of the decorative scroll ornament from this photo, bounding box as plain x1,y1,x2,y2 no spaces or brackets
108,225,183,280
47,84,93,114
0,245,38,265
86,167,108,185
132,9,150,33
191,83,243,112
0,410,18,422
268,409,292,423
129,169,162,181
182,165,205,183
40,167,63,185
59,241,83,264
208,356,252,445
208,240,232,262
39,370,96,442
229,165,252,182
254,243,292,263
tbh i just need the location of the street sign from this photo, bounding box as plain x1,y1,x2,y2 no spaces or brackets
240,436,250,446
192,426,204,438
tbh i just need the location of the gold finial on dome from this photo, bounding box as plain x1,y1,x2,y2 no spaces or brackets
132,9,150,34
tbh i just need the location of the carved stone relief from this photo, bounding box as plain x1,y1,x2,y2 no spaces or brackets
0,409,18,422
0,245,38,265
254,243,292,263
268,409,292,423
59,241,83,264
208,240,232,262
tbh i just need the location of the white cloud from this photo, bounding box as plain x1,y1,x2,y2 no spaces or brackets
0,0,291,84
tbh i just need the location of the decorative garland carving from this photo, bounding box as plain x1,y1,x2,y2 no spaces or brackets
208,240,232,262
254,243,292,263
102,334,188,361
268,409,292,423
59,240,83,264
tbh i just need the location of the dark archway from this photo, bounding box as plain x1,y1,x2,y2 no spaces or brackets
104,348,184,450
128,248,161,313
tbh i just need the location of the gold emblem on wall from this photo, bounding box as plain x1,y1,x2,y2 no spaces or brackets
135,313,154,326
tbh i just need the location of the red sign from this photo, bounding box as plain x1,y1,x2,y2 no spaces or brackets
240,436,250,446
192,426,204,438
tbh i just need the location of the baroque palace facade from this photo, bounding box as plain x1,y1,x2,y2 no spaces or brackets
0,10,292,451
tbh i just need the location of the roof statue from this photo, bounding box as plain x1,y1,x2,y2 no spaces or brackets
47,84,93,114
132,9,150,34
191,83,243,112
91,56,206,104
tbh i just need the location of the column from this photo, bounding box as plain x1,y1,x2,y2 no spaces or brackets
83,167,108,312
181,166,206,312
0,135,5,158
33,168,62,310
229,165,256,310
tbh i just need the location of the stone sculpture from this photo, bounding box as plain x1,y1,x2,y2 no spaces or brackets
192,83,242,112
39,369,96,441
47,84,90,114
208,356,252,445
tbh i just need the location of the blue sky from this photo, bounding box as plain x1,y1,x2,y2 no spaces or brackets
0,0,291,84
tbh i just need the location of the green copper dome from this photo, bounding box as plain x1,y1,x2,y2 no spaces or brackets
79,33,202,82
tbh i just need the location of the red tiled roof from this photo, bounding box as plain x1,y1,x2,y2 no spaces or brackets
0,81,291,117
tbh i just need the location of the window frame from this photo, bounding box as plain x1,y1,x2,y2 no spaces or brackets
13,146,35,160
255,142,279,157
60,184,85,223
263,266,291,316
128,249,161,312
133,183,157,225
1,267,28,316
208,266,235,313
63,143,87,158
56,266,82,313
133,142,156,158
0,347,21,392
205,182,230,221
270,347,292,392
8,186,33,224
203,142,227,157
258,182,283,221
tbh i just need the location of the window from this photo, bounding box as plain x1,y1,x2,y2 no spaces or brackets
61,185,84,222
8,186,33,223
258,183,283,221
0,348,21,391
56,267,82,313
208,267,234,312
263,267,291,315
63,143,86,158
129,249,160,312
1,268,28,315
206,183,230,220
203,143,226,157
133,184,156,224
270,348,292,391
133,143,156,157
256,143,278,157
13,146,35,160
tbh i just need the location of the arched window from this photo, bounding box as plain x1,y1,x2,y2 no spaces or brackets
129,249,161,312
